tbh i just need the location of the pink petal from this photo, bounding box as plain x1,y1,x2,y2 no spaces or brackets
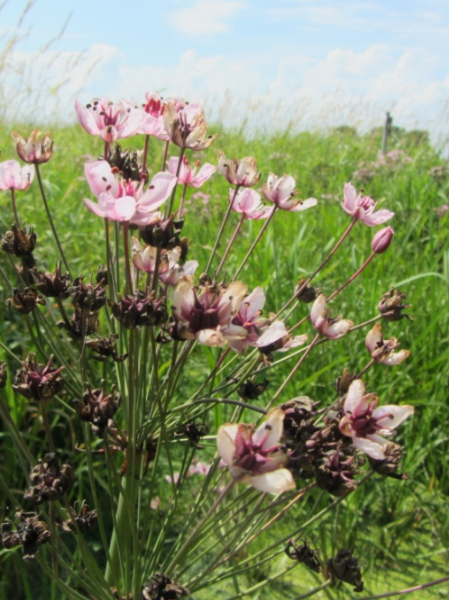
138,171,178,211
74,99,99,136
289,197,318,212
324,319,353,339
381,349,410,366
352,435,386,460
249,469,295,494
342,183,357,214
310,294,327,329
217,424,239,465
191,162,216,187
83,197,107,218
344,379,365,415
252,407,285,449
361,209,395,227
84,160,118,198
373,404,414,429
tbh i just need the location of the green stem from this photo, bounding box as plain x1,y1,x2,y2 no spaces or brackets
206,184,240,274
232,206,277,280
35,164,71,274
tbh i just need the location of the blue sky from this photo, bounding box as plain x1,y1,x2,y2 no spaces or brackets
1,0,449,140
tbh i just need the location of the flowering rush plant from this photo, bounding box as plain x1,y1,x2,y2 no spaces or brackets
0,93,431,600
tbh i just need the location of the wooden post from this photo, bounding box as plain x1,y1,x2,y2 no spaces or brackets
382,112,393,155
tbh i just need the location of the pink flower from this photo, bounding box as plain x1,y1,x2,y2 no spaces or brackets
339,379,414,459
163,101,218,150
262,174,317,212
365,323,410,366
75,97,145,142
83,160,177,225
217,151,261,187
310,294,353,339
172,278,248,347
138,93,169,140
0,160,34,191
342,183,394,226
167,156,216,188
229,188,274,220
217,408,295,494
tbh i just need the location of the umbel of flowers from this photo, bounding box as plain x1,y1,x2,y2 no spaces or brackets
0,93,421,600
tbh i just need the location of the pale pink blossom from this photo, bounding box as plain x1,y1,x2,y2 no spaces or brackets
310,294,353,339
342,183,394,226
163,101,217,150
262,174,317,212
75,97,145,142
339,379,414,460
217,151,261,187
0,160,34,191
167,156,216,188
217,408,295,494
365,323,410,366
172,278,248,347
229,188,274,220
83,160,177,225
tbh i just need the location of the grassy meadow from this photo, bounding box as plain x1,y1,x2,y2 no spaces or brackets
0,118,448,599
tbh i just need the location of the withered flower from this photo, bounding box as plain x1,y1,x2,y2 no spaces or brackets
7,287,45,314
60,501,98,534
1,224,36,262
335,367,356,395
70,276,107,312
285,539,322,573
217,151,261,187
141,573,189,600
365,323,410,366
13,354,64,402
30,264,71,298
315,446,358,497
1,511,51,559
110,290,167,329
139,214,184,250
108,143,142,181
367,441,408,480
24,453,74,504
237,379,269,400
58,308,99,340
326,548,364,592
295,278,320,303
85,335,128,362
175,421,208,449
75,387,121,436
378,288,412,322
11,130,54,164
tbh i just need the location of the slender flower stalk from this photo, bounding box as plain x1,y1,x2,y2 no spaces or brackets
232,206,277,280
205,185,240,274
35,164,71,274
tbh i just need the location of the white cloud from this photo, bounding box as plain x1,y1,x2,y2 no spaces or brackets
168,0,248,36
4,40,449,143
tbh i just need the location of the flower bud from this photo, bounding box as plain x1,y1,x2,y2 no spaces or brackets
371,226,394,254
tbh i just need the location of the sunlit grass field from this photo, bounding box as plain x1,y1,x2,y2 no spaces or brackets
0,120,448,599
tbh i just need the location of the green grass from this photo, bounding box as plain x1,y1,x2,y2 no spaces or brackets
0,120,448,599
